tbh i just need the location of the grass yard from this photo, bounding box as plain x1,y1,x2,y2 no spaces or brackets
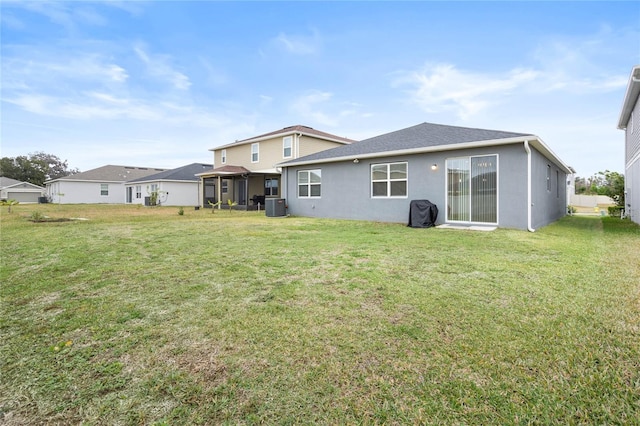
1,204,639,425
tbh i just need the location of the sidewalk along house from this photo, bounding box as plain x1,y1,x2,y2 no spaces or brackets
125,163,212,206
197,125,355,209
278,122,573,231
0,177,45,203
45,165,166,204
617,65,640,225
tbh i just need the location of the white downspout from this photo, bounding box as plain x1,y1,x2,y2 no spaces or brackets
524,140,535,232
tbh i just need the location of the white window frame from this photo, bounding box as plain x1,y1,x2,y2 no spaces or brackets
283,136,293,159
221,149,227,165
251,143,259,163
371,162,408,198
135,185,142,199
445,154,499,225
100,183,109,196
547,165,552,192
298,169,321,198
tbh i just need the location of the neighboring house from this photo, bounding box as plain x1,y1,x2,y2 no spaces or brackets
198,125,355,209
125,163,212,206
617,65,640,225
45,165,166,204
0,177,45,203
279,122,572,231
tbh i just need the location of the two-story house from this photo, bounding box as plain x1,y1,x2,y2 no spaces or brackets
198,125,355,209
618,65,640,225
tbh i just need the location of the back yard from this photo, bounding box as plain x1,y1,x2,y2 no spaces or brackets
1,204,639,425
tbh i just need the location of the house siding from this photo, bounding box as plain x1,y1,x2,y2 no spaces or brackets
625,93,640,224
213,136,348,171
126,181,201,206
530,148,567,229
47,181,125,204
282,143,556,230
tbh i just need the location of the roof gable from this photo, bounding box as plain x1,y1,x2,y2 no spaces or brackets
211,125,355,150
0,177,44,190
0,177,22,188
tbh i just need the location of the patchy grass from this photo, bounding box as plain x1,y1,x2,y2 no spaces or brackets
1,205,639,424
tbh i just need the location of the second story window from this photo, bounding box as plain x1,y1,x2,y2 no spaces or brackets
251,143,259,163
221,149,227,164
283,136,292,158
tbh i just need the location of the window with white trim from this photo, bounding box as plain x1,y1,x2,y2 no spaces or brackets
371,162,407,197
298,170,321,197
283,136,292,158
221,149,227,164
100,184,109,196
446,155,497,224
222,180,228,194
251,143,259,163
547,165,552,192
135,185,142,199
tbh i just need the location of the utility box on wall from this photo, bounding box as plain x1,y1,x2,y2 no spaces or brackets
266,198,286,217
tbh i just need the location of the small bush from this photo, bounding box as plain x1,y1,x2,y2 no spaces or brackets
178,207,184,216
30,211,45,222
608,206,624,217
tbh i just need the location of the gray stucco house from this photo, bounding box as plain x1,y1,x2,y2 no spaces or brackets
279,122,572,231
617,65,640,225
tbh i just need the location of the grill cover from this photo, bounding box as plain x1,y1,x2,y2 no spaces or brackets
408,200,438,228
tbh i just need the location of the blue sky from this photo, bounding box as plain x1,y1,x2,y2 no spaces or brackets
1,1,638,178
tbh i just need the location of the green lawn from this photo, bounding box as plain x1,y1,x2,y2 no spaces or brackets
1,204,639,425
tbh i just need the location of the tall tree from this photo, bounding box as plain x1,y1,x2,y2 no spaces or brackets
0,152,79,186
594,170,625,207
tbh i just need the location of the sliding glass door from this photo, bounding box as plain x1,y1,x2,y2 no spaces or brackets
447,155,497,224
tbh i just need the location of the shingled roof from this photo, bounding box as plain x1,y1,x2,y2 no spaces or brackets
126,163,213,183
46,165,167,183
280,122,534,166
212,125,355,150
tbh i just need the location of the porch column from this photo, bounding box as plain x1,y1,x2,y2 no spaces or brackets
217,175,221,209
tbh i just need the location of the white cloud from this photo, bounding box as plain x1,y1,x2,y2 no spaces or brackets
290,90,338,126
393,64,539,119
133,43,191,90
273,29,321,55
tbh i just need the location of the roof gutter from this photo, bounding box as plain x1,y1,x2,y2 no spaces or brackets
524,140,535,233
617,66,640,129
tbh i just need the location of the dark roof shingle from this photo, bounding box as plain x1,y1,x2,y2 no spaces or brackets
281,122,532,164
46,165,167,183
127,163,213,183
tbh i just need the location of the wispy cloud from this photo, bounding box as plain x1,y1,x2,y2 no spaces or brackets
2,1,140,32
273,29,321,55
290,90,338,126
133,43,191,90
393,64,538,119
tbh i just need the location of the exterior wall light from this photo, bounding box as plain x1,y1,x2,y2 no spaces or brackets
353,159,359,164
431,163,438,170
